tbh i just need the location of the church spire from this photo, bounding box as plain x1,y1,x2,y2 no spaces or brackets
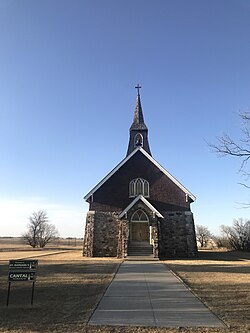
126,85,151,156
130,86,148,131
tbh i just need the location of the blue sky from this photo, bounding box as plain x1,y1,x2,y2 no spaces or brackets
1,0,250,237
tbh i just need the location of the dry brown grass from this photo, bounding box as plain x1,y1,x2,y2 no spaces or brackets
0,249,249,333
165,250,250,333
0,250,121,333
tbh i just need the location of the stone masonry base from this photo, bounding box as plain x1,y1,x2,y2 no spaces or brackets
83,210,197,258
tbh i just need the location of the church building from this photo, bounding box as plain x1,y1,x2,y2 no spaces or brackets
83,87,197,258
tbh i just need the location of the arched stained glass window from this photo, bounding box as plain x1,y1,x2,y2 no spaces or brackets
144,181,149,197
135,178,143,194
131,210,149,222
129,178,149,197
129,181,134,197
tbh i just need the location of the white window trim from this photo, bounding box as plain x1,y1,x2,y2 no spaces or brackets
131,209,149,222
129,178,149,198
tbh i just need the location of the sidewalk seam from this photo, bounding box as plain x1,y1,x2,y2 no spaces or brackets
144,270,157,326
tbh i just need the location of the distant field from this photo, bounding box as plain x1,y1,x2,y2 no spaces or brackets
0,246,249,333
0,237,83,251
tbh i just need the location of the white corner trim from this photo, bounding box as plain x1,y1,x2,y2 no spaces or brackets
84,147,196,202
118,195,163,219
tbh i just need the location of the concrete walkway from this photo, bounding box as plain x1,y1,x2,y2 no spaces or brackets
89,260,225,327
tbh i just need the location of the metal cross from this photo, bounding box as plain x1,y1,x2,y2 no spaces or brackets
135,84,141,95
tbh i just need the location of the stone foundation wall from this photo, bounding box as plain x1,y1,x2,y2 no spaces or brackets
117,219,129,258
83,211,120,257
83,210,197,258
158,211,197,258
82,211,94,257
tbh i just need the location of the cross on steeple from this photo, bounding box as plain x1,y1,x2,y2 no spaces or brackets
126,84,151,156
135,84,141,95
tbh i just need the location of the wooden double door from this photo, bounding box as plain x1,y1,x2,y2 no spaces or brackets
131,222,149,241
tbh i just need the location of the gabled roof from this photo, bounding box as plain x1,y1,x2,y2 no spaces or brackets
84,147,196,202
118,195,163,219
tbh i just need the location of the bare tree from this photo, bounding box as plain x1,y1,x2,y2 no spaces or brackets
196,225,212,248
22,210,59,248
210,111,250,188
220,218,250,251
213,235,230,249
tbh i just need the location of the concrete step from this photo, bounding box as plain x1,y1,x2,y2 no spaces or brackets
128,249,152,253
128,253,152,256
128,241,153,257
125,256,159,261
129,241,151,247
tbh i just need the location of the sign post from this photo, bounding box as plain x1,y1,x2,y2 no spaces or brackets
7,260,38,306
6,282,11,307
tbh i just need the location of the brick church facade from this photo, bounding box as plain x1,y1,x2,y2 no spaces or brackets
83,88,197,258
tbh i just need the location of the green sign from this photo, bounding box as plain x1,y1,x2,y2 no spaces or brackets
7,259,38,306
8,271,36,282
9,260,38,270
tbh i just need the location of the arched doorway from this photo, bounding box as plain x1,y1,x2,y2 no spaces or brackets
131,210,149,242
